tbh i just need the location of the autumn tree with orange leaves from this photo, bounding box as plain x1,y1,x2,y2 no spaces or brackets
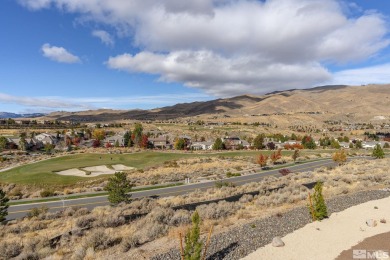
257,153,268,167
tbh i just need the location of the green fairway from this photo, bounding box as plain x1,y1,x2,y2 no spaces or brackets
1,149,349,186
0,150,284,186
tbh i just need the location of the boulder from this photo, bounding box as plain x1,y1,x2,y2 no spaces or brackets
272,237,285,247
366,219,377,227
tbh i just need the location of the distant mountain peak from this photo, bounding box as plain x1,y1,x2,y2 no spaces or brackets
0,112,47,119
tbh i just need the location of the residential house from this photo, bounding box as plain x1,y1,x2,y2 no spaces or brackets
104,134,125,147
362,141,379,149
338,142,351,149
190,141,213,150
35,133,57,145
222,136,249,150
149,136,172,149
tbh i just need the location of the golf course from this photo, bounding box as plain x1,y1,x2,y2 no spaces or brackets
0,150,289,186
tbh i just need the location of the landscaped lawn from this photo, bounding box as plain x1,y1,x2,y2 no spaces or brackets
0,150,287,186
1,148,371,186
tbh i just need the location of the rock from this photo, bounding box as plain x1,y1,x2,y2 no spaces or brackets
366,219,377,227
272,237,285,247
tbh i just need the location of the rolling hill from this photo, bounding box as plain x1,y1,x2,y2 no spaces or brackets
41,84,390,122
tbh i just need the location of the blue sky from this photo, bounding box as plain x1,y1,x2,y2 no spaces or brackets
0,0,389,113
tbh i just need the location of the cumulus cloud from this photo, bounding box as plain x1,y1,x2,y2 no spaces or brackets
332,64,390,86
41,43,81,63
92,30,114,46
107,51,331,96
22,0,390,95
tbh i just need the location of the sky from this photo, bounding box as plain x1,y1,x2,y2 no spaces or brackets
0,0,390,113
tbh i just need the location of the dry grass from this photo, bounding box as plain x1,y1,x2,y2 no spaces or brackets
1,158,389,259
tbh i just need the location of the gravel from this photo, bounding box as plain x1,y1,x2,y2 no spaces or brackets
152,189,390,260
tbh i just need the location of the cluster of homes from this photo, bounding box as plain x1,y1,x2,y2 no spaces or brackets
2,131,389,152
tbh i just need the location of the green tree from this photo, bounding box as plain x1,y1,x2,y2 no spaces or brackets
114,140,120,147
212,138,225,150
184,211,203,260
312,182,328,221
355,140,363,149
0,136,7,150
372,144,385,159
253,134,264,149
0,188,9,222
384,142,390,149
133,123,143,147
44,143,54,154
124,131,132,147
302,136,316,149
104,172,133,205
19,136,27,151
175,138,186,150
330,139,341,149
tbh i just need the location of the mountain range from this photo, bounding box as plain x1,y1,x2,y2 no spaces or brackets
3,84,389,124
40,84,389,123
0,112,46,119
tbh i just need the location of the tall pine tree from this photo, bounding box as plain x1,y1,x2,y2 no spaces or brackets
184,211,203,260
0,188,9,222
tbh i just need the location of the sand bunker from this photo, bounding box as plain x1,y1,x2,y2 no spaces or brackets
56,168,87,176
82,165,116,175
56,164,134,177
111,164,136,171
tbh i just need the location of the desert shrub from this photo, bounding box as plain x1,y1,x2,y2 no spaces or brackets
30,221,48,231
62,207,76,217
26,206,48,219
40,189,54,197
142,222,168,242
226,172,241,178
95,213,125,228
73,208,90,217
76,216,96,229
197,201,240,220
0,241,23,259
20,237,45,259
9,188,23,199
17,251,39,260
147,207,174,224
239,194,253,204
83,229,121,251
71,246,86,260
169,210,191,226
42,211,63,220
121,233,142,252
7,224,30,234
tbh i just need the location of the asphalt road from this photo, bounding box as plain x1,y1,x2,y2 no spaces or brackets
6,158,341,220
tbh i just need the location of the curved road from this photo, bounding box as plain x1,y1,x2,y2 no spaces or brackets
6,158,344,220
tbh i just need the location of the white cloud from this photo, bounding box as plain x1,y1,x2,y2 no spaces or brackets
41,43,81,63
107,51,331,96
92,30,114,46
0,93,93,110
18,0,51,10
332,64,390,86
22,0,390,95
0,92,210,112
